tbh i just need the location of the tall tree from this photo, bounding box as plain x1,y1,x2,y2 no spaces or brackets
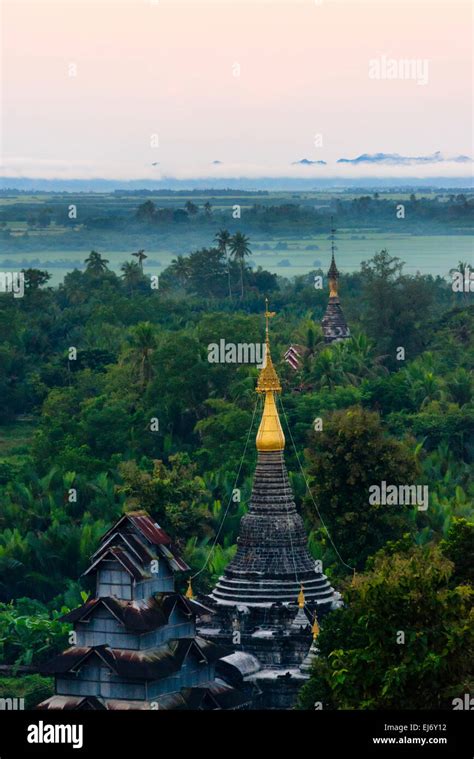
169,255,191,289
214,229,232,298
229,232,252,298
120,261,142,294
126,322,157,388
304,406,419,568
132,249,147,272
21,269,51,290
296,544,474,710
84,251,109,276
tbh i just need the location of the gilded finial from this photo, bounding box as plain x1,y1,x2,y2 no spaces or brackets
185,577,194,599
312,615,320,640
256,299,285,451
298,584,305,608
257,300,280,393
264,297,276,345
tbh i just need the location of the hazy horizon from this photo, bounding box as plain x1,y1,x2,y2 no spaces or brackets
2,0,472,181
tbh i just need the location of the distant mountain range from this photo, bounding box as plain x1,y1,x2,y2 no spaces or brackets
291,158,327,166
337,151,472,165
2,150,472,193
1,151,471,192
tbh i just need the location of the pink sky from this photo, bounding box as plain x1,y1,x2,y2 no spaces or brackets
1,0,472,179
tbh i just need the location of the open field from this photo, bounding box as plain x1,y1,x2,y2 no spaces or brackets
0,190,472,284
0,233,472,285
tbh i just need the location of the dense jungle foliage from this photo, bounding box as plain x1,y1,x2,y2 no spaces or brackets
0,238,472,708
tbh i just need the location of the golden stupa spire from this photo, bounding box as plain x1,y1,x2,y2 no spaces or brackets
298,584,305,608
256,299,285,452
185,577,194,599
312,614,320,640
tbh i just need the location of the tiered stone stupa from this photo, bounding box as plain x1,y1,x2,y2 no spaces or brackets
38,511,249,710
198,302,341,708
321,223,351,344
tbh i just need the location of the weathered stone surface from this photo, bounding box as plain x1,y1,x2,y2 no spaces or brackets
321,296,351,344
210,450,338,607
200,448,341,708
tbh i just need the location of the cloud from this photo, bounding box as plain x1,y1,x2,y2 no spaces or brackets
1,154,472,181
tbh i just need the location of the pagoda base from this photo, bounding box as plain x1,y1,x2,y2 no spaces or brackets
198,597,333,709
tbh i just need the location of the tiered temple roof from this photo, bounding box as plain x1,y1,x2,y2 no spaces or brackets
38,511,249,710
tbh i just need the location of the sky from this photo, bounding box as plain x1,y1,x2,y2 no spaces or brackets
1,0,472,180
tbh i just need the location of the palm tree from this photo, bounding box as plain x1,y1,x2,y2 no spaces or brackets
132,249,147,272
342,333,388,385
229,232,251,298
169,255,190,288
120,261,142,294
84,250,109,275
313,347,346,389
214,229,232,298
126,322,158,388
446,367,472,406
405,364,443,409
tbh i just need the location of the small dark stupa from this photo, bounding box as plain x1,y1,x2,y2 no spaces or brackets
321,222,351,344
38,511,249,710
198,302,341,708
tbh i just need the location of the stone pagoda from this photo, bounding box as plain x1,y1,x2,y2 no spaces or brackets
321,223,351,344
38,511,249,710
198,302,341,708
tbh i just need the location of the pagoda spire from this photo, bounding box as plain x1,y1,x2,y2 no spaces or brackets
321,220,351,344
298,584,305,608
208,301,340,609
185,577,194,599
328,217,340,298
255,299,285,452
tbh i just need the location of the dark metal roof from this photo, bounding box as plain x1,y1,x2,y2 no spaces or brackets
37,683,250,711
216,652,261,686
91,531,155,566
180,681,250,710
37,696,108,711
60,593,213,633
100,511,171,547
41,637,231,681
92,511,190,573
82,546,148,581
156,543,189,573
